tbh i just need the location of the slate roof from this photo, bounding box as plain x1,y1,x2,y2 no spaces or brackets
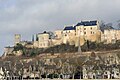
63,26,75,30
76,20,97,26
38,31,49,34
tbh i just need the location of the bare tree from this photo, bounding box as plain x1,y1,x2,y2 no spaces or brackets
99,20,114,31
117,20,120,29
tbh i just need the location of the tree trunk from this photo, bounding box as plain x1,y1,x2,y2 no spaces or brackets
39,73,41,79
58,74,60,79
72,74,74,79
45,74,47,79
34,72,35,80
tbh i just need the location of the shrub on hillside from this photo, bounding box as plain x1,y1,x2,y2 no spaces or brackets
14,43,24,51
43,43,78,53
21,40,120,57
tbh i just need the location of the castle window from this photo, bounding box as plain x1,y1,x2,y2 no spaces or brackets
84,28,86,30
91,31,92,34
84,32,86,34
91,27,92,30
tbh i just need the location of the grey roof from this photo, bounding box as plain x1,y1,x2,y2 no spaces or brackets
63,26,75,30
76,20,97,26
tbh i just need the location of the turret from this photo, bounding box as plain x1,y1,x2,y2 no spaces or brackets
32,35,34,42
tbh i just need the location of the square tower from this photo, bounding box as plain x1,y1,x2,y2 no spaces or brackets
14,34,21,46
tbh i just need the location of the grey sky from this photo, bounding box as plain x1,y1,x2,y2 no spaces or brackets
0,0,120,55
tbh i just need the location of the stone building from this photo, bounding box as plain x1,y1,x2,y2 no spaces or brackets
75,20,101,45
7,20,120,54
61,20,101,46
13,20,102,49
101,29,120,43
38,32,50,48
62,25,76,45
34,31,52,48
51,30,63,46
54,30,62,39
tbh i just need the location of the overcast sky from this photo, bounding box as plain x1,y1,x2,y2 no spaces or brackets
0,0,120,55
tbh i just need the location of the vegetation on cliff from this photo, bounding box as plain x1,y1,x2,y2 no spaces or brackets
12,40,120,57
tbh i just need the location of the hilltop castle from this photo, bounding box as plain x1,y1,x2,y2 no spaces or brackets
3,20,120,56
13,20,101,48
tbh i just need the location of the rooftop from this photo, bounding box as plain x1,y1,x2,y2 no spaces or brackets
76,20,97,26
63,26,75,30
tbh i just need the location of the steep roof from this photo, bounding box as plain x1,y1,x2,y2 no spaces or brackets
38,31,49,34
76,20,97,26
63,26,75,30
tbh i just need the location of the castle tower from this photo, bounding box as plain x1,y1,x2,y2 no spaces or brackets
14,34,21,46
32,35,34,42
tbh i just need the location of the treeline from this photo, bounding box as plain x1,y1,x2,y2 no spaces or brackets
84,40,120,51
13,40,120,57
44,43,78,53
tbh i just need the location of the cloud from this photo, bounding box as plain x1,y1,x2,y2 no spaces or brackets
0,0,120,55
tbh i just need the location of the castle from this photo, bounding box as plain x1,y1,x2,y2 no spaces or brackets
3,20,120,56
14,20,101,48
